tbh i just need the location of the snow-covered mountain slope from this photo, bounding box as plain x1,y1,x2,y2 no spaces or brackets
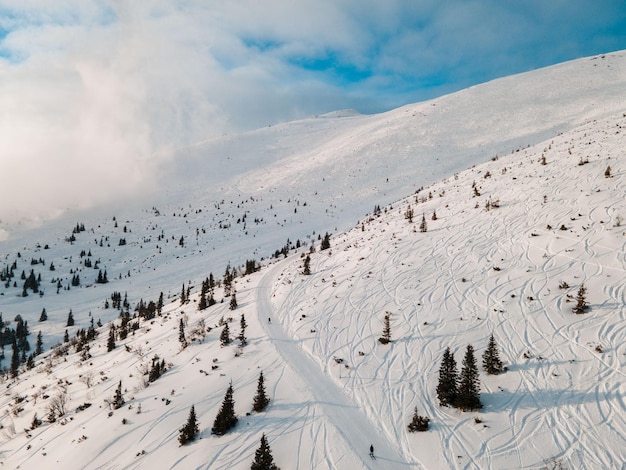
0,51,624,469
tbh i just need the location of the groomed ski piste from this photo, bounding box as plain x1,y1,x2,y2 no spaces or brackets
0,51,624,469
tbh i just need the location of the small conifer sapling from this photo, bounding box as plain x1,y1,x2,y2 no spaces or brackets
407,406,430,432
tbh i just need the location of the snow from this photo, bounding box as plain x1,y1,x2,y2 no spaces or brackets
0,51,624,469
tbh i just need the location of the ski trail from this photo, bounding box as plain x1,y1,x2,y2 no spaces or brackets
257,262,419,469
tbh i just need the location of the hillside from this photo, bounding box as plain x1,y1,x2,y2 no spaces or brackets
0,52,624,469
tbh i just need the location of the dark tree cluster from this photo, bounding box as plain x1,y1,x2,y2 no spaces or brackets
199,274,217,311
22,269,40,296
436,345,483,411
320,232,331,251
135,299,157,320
148,354,167,383
96,269,109,284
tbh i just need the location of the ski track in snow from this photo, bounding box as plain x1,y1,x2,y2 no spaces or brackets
0,52,625,469
258,262,419,469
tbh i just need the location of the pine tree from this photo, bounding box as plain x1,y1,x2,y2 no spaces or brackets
482,334,504,375
157,291,164,315
238,314,247,347
178,405,200,445
378,311,391,344
10,338,19,378
112,380,125,409
252,372,270,412
407,406,430,432
436,347,458,407
63,329,69,343
107,324,116,352
220,323,231,346
320,232,331,251
67,309,74,327
35,331,43,356
198,284,208,311
229,290,238,310
251,434,279,470
207,273,216,306
420,213,427,232
303,254,311,275
39,308,47,322
572,283,589,314
179,318,187,348
180,283,186,305
211,382,238,435
456,344,482,411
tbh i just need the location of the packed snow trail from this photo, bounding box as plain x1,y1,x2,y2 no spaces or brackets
257,262,420,469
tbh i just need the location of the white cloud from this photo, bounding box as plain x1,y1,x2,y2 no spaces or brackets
0,0,623,223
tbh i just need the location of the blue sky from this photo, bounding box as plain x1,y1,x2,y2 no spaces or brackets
0,1,625,220
1,1,625,130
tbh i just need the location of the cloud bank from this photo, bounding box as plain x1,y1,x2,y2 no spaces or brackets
0,1,624,223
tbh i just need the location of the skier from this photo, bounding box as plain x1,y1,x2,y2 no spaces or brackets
369,444,374,459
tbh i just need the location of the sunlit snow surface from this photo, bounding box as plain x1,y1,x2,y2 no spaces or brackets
0,52,624,469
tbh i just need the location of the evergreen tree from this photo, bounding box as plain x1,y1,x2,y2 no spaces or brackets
208,273,217,306
112,380,125,409
407,406,430,432
178,405,200,445
220,323,231,346
211,382,237,435
238,314,247,347
302,255,311,275
107,324,116,352
251,434,279,470
378,311,391,344
67,309,74,327
10,338,19,378
436,347,458,407
482,334,504,375
157,291,164,315
457,344,482,411
148,355,166,383
420,213,428,233
180,283,186,305
179,318,187,348
572,283,590,314
35,331,43,356
63,329,70,343
252,372,270,412
320,232,331,251
39,308,47,322
198,283,208,311
229,290,238,310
